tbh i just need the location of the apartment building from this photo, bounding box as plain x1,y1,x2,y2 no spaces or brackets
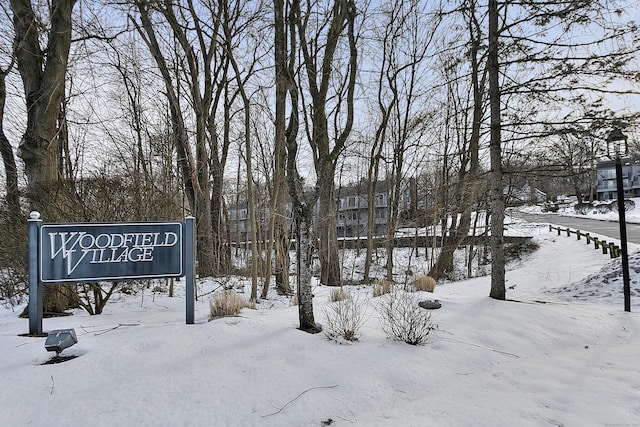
596,157,640,200
227,179,415,241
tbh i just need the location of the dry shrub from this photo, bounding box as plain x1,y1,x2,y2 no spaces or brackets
323,293,367,343
330,287,351,302
410,275,436,293
209,290,248,318
372,279,393,297
377,290,435,345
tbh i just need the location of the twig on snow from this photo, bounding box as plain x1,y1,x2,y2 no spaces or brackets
436,330,520,358
262,385,339,417
84,323,140,336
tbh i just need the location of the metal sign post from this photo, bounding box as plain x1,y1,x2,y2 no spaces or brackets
185,216,195,324
28,212,43,335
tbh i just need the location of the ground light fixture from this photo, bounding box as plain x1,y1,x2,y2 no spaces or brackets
606,128,631,312
45,329,78,356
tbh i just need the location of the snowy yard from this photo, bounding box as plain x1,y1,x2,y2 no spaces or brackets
1,218,639,426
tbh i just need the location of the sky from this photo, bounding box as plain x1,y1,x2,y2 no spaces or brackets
1,210,639,426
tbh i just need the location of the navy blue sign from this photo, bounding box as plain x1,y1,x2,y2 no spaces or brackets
40,222,184,282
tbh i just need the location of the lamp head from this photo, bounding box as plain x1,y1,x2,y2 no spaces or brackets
606,128,628,159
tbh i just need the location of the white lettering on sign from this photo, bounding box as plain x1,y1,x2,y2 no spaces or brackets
48,231,179,276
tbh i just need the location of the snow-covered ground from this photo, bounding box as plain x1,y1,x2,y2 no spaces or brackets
1,218,640,426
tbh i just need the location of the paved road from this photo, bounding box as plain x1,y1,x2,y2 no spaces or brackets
508,209,640,244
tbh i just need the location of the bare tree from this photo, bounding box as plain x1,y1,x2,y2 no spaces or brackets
294,0,357,286
133,0,229,276
282,0,320,333
220,0,269,302
428,0,485,281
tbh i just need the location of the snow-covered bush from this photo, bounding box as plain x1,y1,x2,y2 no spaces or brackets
377,290,435,345
596,203,613,213
611,199,636,212
209,290,248,318
574,203,593,215
323,292,367,343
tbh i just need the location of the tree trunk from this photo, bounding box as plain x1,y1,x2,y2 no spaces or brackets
317,158,341,286
488,0,506,300
11,0,76,188
0,70,20,217
286,0,318,333
11,0,77,314
270,0,292,296
224,18,260,302
295,204,321,333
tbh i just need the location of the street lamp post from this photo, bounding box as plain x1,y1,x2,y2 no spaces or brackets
607,128,631,312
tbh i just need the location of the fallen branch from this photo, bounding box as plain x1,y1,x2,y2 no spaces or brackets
436,331,520,358
81,323,140,336
262,385,339,417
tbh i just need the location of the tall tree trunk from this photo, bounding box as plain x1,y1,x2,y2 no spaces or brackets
286,0,319,333
488,0,506,300
317,156,341,286
0,69,20,217
11,0,75,188
11,0,77,314
224,13,260,302
270,0,292,296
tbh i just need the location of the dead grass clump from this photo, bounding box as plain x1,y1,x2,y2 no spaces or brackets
410,275,436,293
209,290,248,318
372,279,393,297
330,287,351,302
